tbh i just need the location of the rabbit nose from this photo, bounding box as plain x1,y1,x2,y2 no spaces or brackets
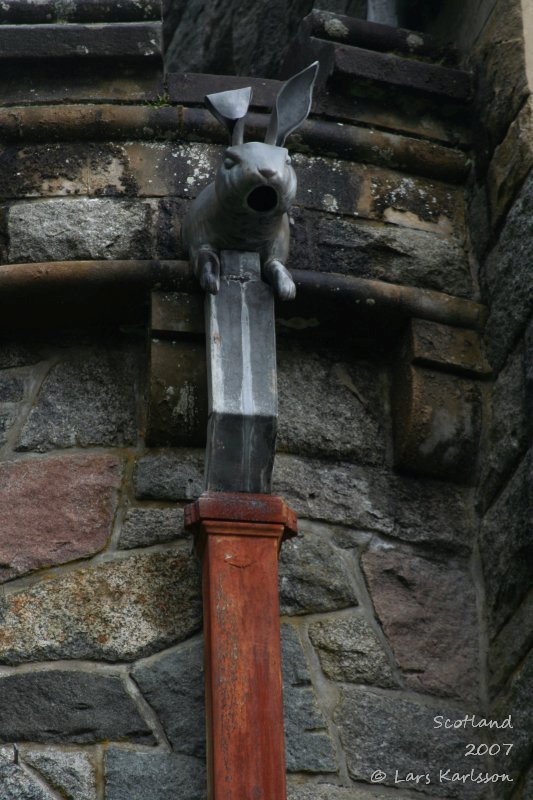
259,168,277,179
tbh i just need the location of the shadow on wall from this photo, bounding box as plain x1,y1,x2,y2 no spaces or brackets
162,0,441,78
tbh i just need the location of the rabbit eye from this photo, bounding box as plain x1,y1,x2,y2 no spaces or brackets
224,157,237,169
285,156,292,165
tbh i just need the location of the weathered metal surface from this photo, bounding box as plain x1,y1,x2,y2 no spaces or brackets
0,261,488,332
0,22,162,60
185,492,297,800
182,64,318,300
204,252,277,494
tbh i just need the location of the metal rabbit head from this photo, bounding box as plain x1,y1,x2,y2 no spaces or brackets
206,62,319,147
181,62,319,300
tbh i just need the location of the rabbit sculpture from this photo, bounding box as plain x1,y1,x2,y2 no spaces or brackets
181,62,319,301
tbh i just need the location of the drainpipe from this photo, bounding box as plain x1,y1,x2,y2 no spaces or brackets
182,65,320,799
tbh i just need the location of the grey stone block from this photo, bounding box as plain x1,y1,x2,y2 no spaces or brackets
314,215,472,297
0,550,202,664
481,449,533,635
277,345,387,464
0,374,24,401
0,405,17,444
105,748,206,800
493,647,533,795
478,340,528,509
287,783,402,800
335,687,484,797
482,170,533,371
0,342,41,368
21,749,97,800
118,507,187,549
308,615,398,688
132,639,205,758
0,672,154,744
272,455,473,552
16,347,139,452
134,450,204,501
132,627,337,774
8,198,156,262
279,525,358,615
281,625,337,773
0,762,53,800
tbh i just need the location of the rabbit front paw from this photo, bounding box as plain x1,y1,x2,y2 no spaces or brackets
263,259,296,301
196,248,220,294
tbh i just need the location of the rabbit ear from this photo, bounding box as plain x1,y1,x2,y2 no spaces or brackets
265,62,319,147
205,86,253,145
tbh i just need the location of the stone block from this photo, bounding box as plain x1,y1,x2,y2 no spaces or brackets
130,626,337,774
478,340,528,509
308,614,398,688
361,546,478,701
406,319,491,377
482,170,533,371
287,783,407,800
0,453,122,583
273,454,474,553
313,214,471,297
105,748,206,800
488,95,533,225
492,647,533,793
124,142,220,198
146,338,208,448
7,198,156,262
392,364,482,484
118,506,187,549
293,154,464,236
281,625,337,773
480,449,533,635
277,345,387,464
0,373,24,401
489,589,533,693
0,549,202,663
335,687,483,797
17,346,139,452
132,638,205,758
0,405,17,445
21,749,97,800
0,341,41,368
0,762,53,800
0,0,162,24
473,0,529,147
0,672,154,744
134,450,204,500
278,524,358,615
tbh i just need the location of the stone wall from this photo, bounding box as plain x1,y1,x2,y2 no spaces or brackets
427,2,533,798
0,1,530,799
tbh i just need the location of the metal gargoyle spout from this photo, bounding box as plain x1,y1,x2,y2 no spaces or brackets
181,62,319,301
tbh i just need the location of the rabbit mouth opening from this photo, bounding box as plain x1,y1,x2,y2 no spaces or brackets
246,185,278,213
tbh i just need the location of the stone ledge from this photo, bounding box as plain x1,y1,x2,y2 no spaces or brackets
0,0,161,24
0,103,469,184
0,261,487,333
0,22,162,61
